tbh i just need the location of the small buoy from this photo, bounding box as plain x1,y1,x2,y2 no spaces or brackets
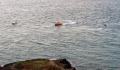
12,21,17,25
55,21,62,26
104,24,107,27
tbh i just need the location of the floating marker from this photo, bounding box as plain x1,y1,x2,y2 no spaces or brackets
12,21,17,25
55,21,62,26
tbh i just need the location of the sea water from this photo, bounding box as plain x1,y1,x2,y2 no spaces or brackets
0,0,120,70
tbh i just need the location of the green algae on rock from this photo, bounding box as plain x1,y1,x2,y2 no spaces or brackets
3,58,76,70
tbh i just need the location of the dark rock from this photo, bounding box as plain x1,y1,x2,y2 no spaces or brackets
4,62,17,68
2,58,76,70
0,66,12,70
54,59,76,70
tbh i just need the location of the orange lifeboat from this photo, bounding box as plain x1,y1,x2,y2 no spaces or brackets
55,21,62,26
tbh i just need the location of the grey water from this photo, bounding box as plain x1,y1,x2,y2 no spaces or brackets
0,0,120,70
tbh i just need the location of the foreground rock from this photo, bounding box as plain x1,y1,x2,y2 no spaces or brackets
1,58,76,70
54,59,75,70
0,66,12,70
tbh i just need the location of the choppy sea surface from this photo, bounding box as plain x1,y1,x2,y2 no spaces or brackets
0,0,120,70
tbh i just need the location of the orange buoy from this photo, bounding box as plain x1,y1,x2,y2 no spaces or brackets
55,21,62,26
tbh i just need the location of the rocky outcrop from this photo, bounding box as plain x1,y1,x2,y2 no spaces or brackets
0,66,12,70
1,58,76,70
53,59,76,70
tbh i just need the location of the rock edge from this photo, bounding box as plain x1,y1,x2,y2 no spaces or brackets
0,58,76,70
